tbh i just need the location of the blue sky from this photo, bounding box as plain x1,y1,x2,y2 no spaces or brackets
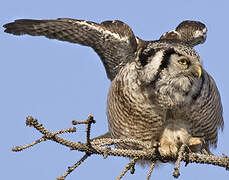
1,0,229,179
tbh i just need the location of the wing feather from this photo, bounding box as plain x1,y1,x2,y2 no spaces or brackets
3,18,138,80
189,71,223,149
160,20,207,47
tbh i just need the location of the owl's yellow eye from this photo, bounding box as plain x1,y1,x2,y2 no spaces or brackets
178,58,189,65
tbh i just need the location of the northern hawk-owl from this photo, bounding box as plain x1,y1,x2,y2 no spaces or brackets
3,19,223,158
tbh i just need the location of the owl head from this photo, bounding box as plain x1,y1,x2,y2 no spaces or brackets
137,41,203,107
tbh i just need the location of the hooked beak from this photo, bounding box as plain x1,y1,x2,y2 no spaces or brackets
191,65,202,78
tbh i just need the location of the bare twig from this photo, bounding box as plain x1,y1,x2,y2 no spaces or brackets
12,122,76,152
57,153,90,180
91,138,152,149
53,127,77,135
146,161,156,180
85,114,96,146
12,137,46,152
130,165,135,174
12,115,229,180
173,144,187,178
116,157,139,180
182,152,229,169
72,114,95,146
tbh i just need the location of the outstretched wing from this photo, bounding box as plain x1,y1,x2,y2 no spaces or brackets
160,20,207,47
3,18,138,80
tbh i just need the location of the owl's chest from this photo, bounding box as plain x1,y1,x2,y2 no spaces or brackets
165,108,190,122
164,108,192,130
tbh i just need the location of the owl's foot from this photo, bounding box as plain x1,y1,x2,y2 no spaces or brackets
158,137,178,158
158,136,202,158
188,137,202,152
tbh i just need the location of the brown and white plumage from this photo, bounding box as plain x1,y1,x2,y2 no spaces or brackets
4,18,137,80
3,19,223,159
160,20,207,47
107,42,223,157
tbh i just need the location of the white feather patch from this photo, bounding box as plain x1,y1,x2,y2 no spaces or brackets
74,20,129,42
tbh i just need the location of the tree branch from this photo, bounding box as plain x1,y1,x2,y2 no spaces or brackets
12,115,229,179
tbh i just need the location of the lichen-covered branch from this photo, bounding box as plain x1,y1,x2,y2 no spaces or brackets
12,115,229,180
146,161,156,180
56,153,91,180
116,157,139,180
